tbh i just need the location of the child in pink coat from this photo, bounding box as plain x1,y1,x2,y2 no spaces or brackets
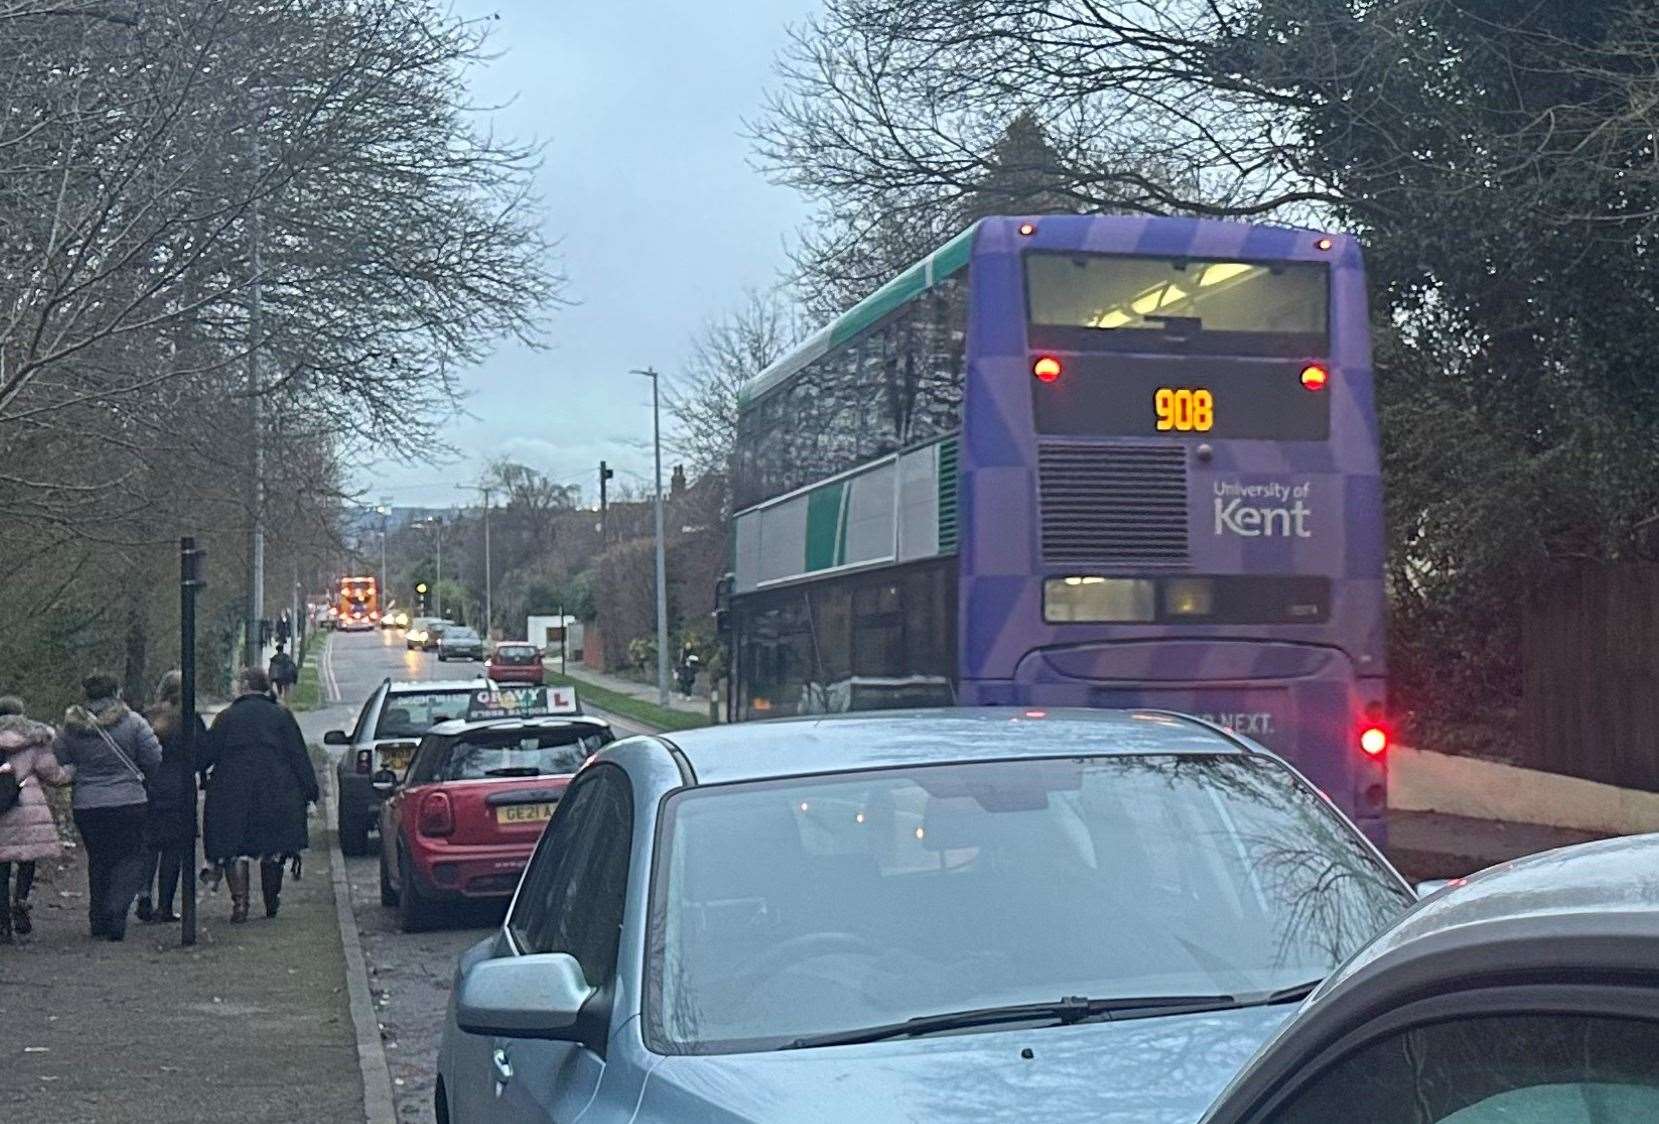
0,698,70,942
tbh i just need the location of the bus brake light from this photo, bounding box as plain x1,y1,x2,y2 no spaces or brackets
1300,364,1329,391
1359,726,1388,757
1033,356,1063,382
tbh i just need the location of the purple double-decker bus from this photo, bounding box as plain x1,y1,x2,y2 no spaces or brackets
725,214,1387,836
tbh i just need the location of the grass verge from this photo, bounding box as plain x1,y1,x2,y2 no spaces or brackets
289,632,330,712
545,670,709,733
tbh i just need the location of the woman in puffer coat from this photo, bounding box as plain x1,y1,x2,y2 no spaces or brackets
0,696,71,943
52,673,163,941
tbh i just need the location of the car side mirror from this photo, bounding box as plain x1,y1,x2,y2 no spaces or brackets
1415,878,1454,899
371,768,399,795
455,952,595,1040
323,730,349,746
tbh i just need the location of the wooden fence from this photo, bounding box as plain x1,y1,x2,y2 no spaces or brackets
1521,563,1659,791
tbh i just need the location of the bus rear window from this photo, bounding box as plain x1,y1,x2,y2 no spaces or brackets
1025,253,1328,355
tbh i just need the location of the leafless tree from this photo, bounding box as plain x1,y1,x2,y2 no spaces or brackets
666,288,801,486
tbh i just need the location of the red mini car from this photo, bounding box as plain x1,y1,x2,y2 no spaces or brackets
376,694,610,931
485,641,544,685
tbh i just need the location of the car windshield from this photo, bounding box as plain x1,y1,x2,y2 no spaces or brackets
446,628,479,642
423,729,607,781
374,690,476,738
493,645,537,664
650,754,1410,1054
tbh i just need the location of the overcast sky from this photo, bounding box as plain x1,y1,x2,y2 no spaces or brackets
356,0,818,510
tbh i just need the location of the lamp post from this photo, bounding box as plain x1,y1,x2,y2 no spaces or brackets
418,516,443,617
376,502,390,605
632,367,670,707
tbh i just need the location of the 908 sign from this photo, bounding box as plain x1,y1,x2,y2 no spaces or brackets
1154,387,1214,433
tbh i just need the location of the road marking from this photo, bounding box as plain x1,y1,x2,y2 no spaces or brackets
321,637,343,703
323,762,398,1124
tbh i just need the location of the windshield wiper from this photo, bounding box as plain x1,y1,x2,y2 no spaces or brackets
780,993,1237,1050
482,766,541,777
1258,979,1323,1005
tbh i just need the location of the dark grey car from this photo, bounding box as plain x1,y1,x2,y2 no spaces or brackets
437,626,484,662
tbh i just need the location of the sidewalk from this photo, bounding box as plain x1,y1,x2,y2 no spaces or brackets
0,803,363,1121
550,662,712,718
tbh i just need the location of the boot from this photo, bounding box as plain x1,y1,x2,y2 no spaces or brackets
226,860,250,924
13,863,34,936
259,860,283,919
0,902,12,945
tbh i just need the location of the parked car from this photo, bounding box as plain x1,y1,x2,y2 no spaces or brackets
435,709,1413,1123
486,642,545,685
437,626,485,662
378,692,609,932
324,676,489,855
1200,832,1659,1124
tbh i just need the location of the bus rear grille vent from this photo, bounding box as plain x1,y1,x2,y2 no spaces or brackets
937,437,960,554
1038,445,1189,567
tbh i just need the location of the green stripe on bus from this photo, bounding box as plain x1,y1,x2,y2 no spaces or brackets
805,483,845,572
828,263,927,346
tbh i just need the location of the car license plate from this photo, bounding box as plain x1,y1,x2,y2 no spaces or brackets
497,803,554,825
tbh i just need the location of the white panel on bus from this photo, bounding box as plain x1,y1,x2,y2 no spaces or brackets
757,494,810,587
897,444,941,562
843,461,897,567
734,509,764,594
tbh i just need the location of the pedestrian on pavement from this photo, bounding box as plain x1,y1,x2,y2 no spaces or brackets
51,674,163,941
268,643,299,703
275,610,292,647
0,696,70,944
200,667,319,923
135,671,207,925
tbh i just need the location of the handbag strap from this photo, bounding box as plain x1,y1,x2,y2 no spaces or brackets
91,723,147,787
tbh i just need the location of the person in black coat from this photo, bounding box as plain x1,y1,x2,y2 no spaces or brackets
136,671,208,924
200,667,319,923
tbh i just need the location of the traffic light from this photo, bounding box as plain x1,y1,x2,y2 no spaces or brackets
415,582,430,613
600,461,614,542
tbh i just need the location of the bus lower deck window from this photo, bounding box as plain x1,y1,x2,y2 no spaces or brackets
1044,578,1156,623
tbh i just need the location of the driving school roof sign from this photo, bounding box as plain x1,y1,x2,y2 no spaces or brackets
465,685,578,721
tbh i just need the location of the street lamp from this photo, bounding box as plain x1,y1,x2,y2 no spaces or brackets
632,367,670,707
375,501,391,606
457,484,493,639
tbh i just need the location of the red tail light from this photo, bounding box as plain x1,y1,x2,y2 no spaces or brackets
418,791,455,836
1359,725,1389,757
354,749,373,775
1033,356,1063,383
1300,364,1329,391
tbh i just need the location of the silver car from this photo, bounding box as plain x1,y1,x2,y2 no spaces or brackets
435,709,1413,1123
1201,833,1659,1123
